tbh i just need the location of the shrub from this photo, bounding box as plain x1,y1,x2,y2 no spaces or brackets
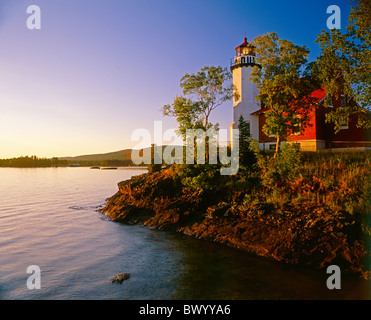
172,164,221,191
148,144,163,173
258,142,302,188
238,116,257,171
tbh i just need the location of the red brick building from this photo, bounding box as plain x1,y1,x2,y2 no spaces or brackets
230,37,371,151
251,88,371,151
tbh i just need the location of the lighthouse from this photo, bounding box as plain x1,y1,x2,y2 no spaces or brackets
230,37,260,145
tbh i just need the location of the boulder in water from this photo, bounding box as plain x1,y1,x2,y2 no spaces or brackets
110,273,130,283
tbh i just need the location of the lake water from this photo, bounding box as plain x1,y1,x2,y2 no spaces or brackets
0,167,369,300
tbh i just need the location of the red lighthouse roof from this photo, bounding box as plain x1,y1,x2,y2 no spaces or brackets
236,37,249,49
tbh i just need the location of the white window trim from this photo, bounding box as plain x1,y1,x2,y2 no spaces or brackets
292,115,302,136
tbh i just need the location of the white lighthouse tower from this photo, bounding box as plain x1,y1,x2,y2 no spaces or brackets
230,37,260,145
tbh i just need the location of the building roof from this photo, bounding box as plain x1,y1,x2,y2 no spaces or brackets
250,108,268,115
249,87,327,116
236,37,250,49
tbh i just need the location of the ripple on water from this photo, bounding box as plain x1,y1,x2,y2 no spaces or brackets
0,167,369,300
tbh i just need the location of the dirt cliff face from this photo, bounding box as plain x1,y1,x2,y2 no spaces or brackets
99,168,369,278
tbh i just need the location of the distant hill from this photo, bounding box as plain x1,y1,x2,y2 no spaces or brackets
60,148,139,161
59,145,184,162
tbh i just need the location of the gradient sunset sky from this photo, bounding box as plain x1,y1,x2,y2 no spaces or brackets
0,0,352,158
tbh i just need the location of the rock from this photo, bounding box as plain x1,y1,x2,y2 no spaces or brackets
110,273,130,283
253,202,275,214
99,168,369,277
205,202,231,219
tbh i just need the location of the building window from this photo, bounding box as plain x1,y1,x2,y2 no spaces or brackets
340,115,349,130
327,94,333,108
340,95,347,108
268,129,276,138
292,115,301,135
269,144,276,150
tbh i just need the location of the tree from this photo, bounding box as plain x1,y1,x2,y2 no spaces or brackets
163,66,237,165
238,115,256,170
315,0,371,132
250,32,319,157
148,143,162,173
163,66,237,137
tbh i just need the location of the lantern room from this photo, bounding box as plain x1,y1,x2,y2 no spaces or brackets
230,37,258,71
235,37,255,56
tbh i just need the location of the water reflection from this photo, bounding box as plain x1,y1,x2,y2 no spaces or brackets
0,167,369,300
162,233,369,300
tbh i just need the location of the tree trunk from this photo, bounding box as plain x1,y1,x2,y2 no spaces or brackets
204,115,209,129
204,116,209,163
274,134,280,158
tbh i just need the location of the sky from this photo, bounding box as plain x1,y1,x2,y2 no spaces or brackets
0,0,353,158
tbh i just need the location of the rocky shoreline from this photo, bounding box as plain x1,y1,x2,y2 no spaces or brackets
99,168,370,279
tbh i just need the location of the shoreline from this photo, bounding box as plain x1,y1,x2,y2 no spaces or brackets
99,168,370,279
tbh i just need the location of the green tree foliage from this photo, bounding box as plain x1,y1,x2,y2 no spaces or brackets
238,115,256,170
173,163,221,191
0,156,134,168
163,66,237,175
163,66,236,137
255,143,302,190
250,33,319,157
315,0,371,132
147,144,163,173
0,156,69,167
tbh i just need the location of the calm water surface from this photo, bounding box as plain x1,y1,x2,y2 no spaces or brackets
0,167,369,300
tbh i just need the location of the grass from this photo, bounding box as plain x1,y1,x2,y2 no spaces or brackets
241,150,370,206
